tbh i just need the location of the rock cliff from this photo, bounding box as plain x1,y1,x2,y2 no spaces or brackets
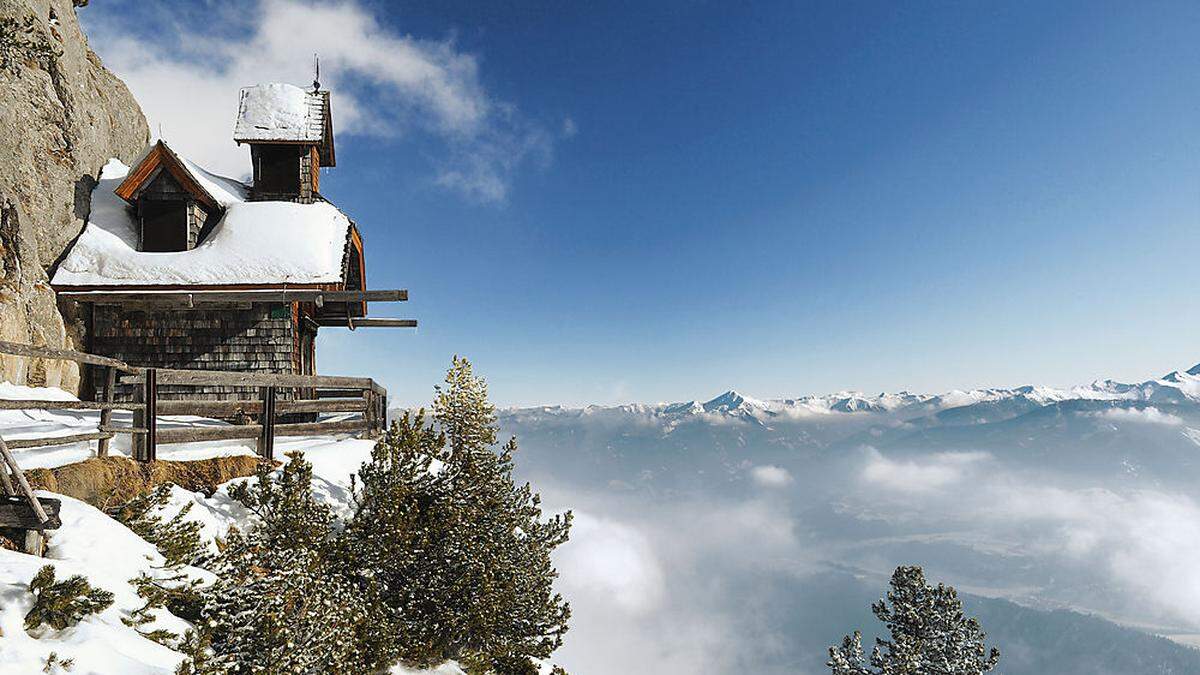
0,0,147,390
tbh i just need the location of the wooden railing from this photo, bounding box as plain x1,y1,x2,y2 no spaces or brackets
0,340,387,463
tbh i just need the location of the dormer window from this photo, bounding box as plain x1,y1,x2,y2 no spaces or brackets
113,141,223,252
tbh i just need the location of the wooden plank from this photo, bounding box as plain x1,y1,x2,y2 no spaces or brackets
0,340,135,371
4,432,113,450
0,399,142,411
0,497,62,530
276,419,370,437
58,289,408,304
0,437,48,522
315,318,418,328
100,426,148,434
153,418,369,445
154,425,261,444
121,368,376,390
97,365,117,457
156,397,366,416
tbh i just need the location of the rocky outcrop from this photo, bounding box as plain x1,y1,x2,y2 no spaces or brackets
0,0,147,390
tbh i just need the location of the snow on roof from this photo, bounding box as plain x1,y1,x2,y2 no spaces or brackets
233,82,326,143
52,157,352,288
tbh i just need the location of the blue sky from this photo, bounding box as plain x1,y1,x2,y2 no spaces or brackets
82,1,1200,407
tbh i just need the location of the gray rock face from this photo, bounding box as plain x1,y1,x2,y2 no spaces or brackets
0,0,148,390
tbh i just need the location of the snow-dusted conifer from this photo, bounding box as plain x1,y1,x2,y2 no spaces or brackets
827,566,1000,675
189,454,368,674
343,357,571,674
25,565,114,631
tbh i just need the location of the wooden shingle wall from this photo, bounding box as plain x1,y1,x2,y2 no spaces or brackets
90,303,297,401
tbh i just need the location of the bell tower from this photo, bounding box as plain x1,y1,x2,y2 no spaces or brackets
233,81,335,203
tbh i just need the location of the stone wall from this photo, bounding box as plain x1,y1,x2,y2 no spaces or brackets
0,0,148,391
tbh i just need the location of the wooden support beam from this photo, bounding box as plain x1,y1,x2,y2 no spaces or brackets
58,289,408,305
314,318,418,328
3,432,113,450
0,340,135,371
0,496,62,530
121,368,376,390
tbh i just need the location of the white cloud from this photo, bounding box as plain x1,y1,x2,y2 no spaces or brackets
1096,406,1183,426
750,464,794,488
83,0,556,202
860,448,990,493
555,511,664,615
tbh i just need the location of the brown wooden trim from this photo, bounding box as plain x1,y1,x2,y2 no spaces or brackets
114,141,221,213
348,225,368,316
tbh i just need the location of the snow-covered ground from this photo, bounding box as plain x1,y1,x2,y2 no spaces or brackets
0,382,464,674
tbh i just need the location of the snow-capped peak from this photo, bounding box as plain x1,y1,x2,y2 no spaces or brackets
702,390,765,413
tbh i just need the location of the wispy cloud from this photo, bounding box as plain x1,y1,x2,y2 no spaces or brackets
82,0,562,202
1095,406,1183,426
860,448,991,493
750,464,795,488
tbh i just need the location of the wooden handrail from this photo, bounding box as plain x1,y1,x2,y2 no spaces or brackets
120,368,377,390
0,340,138,372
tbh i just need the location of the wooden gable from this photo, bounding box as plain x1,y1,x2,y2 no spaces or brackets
114,141,221,213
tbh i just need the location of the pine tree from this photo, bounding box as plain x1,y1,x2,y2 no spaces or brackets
25,565,114,632
111,484,206,568
113,485,206,645
429,357,572,673
827,566,1000,675
188,454,368,675
342,357,572,674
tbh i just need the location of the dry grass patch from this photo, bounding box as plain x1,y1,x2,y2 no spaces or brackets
25,455,268,510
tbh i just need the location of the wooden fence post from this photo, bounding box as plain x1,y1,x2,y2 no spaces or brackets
258,386,276,461
145,368,157,462
132,378,145,460
134,369,157,462
96,365,116,457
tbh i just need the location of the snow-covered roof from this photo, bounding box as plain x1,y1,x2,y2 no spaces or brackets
52,157,353,288
233,82,326,144
115,140,247,211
